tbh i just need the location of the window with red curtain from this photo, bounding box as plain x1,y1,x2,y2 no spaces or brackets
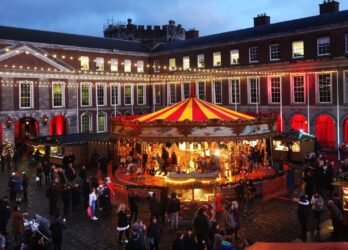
344,119,348,143
290,114,308,133
315,115,336,149
50,115,66,136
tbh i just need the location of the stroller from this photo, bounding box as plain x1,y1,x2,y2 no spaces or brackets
23,214,52,248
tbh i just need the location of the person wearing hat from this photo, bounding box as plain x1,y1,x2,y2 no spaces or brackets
297,195,310,241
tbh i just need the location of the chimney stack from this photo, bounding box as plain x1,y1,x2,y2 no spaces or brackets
186,29,199,40
253,13,270,27
320,0,339,15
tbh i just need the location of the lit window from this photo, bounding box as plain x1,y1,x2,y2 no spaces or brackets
230,79,240,104
124,85,133,105
270,44,280,61
137,60,144,73
96,83,106,106
153,85,161,104
197,82,205,100
168,84,176,104
52,81,64,108
249,47,259,63
213,52,221,67
269,77,281,104
19,80,33,108
213,81,222,104
169,58,176,71
248,78,260,104
317,74,332,103
97,113,107,133
96,57,104,71
110,59,118,72
182,83,190,100
183,56,190,70
81,113,92,133
292,41,304,58
80,82,91,106
292,76,305,103
230,50,239,65
80,56,89,71
110,84,120,106
154,60,160,73
137,85,146,105
197,54,205,68
317,37,331,56
124,59,131,72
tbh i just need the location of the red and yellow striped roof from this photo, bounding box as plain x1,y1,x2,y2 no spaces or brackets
135,97,255,122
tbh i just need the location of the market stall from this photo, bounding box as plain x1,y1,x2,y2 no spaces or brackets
332,179,348,225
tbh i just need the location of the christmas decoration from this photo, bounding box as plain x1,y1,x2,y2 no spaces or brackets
1,138,14,160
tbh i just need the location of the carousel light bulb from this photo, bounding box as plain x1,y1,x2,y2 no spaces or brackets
215,149,221,157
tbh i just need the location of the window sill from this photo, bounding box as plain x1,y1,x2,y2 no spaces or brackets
249,61,259,64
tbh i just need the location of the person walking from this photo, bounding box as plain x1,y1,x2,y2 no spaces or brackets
167,192,180,232
22,172,29,203
89,188,98,220
12,205,26,247
223,204,235,239
117,203,130,246
310,192,324,231
0,196,11,246
147,217,161,250
231,201,240,240
149,193,160,222
61,185,71,216
193,208,211,250
102,183,112,215
36,163,43,187
172,231,185,250
82,178,91,209
71,183,80,212
43,160,51,186
327,200,343,240
297,195,310,241
50,214,66,250
128,191,138,223
183,227,198,250
46,183,59,216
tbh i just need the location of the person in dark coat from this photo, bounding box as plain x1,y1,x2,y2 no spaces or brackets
193,208,211,250
147,217,161,250
117,204,130,246
0,196,11,242
58,169,66,185
128,191,138,223
22,172,29,203
172,231,185,250
46,183,58,215
71,183,80,212
82,179,91,208
160,189,168,224
149,193,160,221
102,184,112,215
79,166,87,180
297,195,310,241
61,185,71,215
167,192,180,231
50,214,66,250
183,228,198,250
43,160,51,185
303,171,314,200
36,163,43,187
328,200,343,240
126,230,146,250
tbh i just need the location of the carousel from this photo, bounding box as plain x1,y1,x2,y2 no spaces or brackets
111,85,279,222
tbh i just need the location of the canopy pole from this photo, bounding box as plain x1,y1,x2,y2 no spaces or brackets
336,71,341,160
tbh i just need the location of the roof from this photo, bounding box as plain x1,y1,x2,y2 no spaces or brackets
152,10,348,52
135,96,254,122
0,25,150,53
31,133,110,145
275,130,316,141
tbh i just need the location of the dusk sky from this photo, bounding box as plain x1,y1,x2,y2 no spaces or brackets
1,0,347,38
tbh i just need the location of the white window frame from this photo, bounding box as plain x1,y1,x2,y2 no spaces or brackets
317,37,331,56
153,85,161,105
81,112,92,133
269,44,280,61
267,77,281,104
110,83,121,106
95,82,107,107
110,59,118,72
124,59,131,73
80,56,89,71
229,78,240,104
196,81,206,100
183,56,190,70
96,57,104,71
230,49,239,65
213,52,221,67
124,84,134,106
137,60,144,73
292,41,304,59
290,75,306,104
136,84,146,105
154,60,160,73
80,82,92,107
51,81,65,108
169,58,176,71
167,84,177,104
97,112,107,133
344,70,348,104
19,80,34,109
181,83,190,100
197,54,205,68
247,77,260,104
316,73,333,104
249,47,259,63
212,81,223,104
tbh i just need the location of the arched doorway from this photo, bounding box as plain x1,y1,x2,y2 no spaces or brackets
50,115,67,136
344,119,348,143
290,114,308,133
14,117,39,145
315,115,336,149
276,115,284,133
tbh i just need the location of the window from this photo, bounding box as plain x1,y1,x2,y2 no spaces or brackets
182,83,190,100
168,84,176,104
137,60,144,73
248,78,260,104
110,84,120,106
270,44,280,61
153,85,161,104
110,59,118,72
269,77,281,104
80,82,91,106
292,75,305,104
229,79,240,104
317,74,332,103
124,85,133,105
97,113,107,133
81,113,92,133
124,59,131,72
317,37,330,56
230,49,239,65
169,58,176,71
197,82,205,100
346,34,348,54
344,71,348,103
213,52,221,67
137,85,146,105
183,56,190,70
154,60,160,73
19,80,33,108
96,83,106,106
80,56,89,71
249,47,259,63
52,81,64,108
213,81,222,104
292,41,304,58
197,54,205,68
96,57,104,71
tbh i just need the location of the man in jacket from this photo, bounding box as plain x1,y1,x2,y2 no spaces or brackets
193,208,211,250
223,204,235,237
149,193,160,221
310,192,324,231
328,200,343,240
167,192,180,232
0,196,11,244
297,195,310,241
50,214,66,250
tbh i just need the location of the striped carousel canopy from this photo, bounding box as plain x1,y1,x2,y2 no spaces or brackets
135,97,255,122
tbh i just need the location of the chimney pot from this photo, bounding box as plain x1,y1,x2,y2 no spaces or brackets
254,14,270,27
320,0,339,14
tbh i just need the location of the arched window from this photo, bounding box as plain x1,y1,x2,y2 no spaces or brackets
315,115,336,149
97,112,107,133
81,113,92,133
290,114,308,133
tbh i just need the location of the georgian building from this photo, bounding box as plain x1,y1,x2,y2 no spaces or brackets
0,0,347,149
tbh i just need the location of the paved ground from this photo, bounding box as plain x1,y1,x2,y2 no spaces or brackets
0,160,340,250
